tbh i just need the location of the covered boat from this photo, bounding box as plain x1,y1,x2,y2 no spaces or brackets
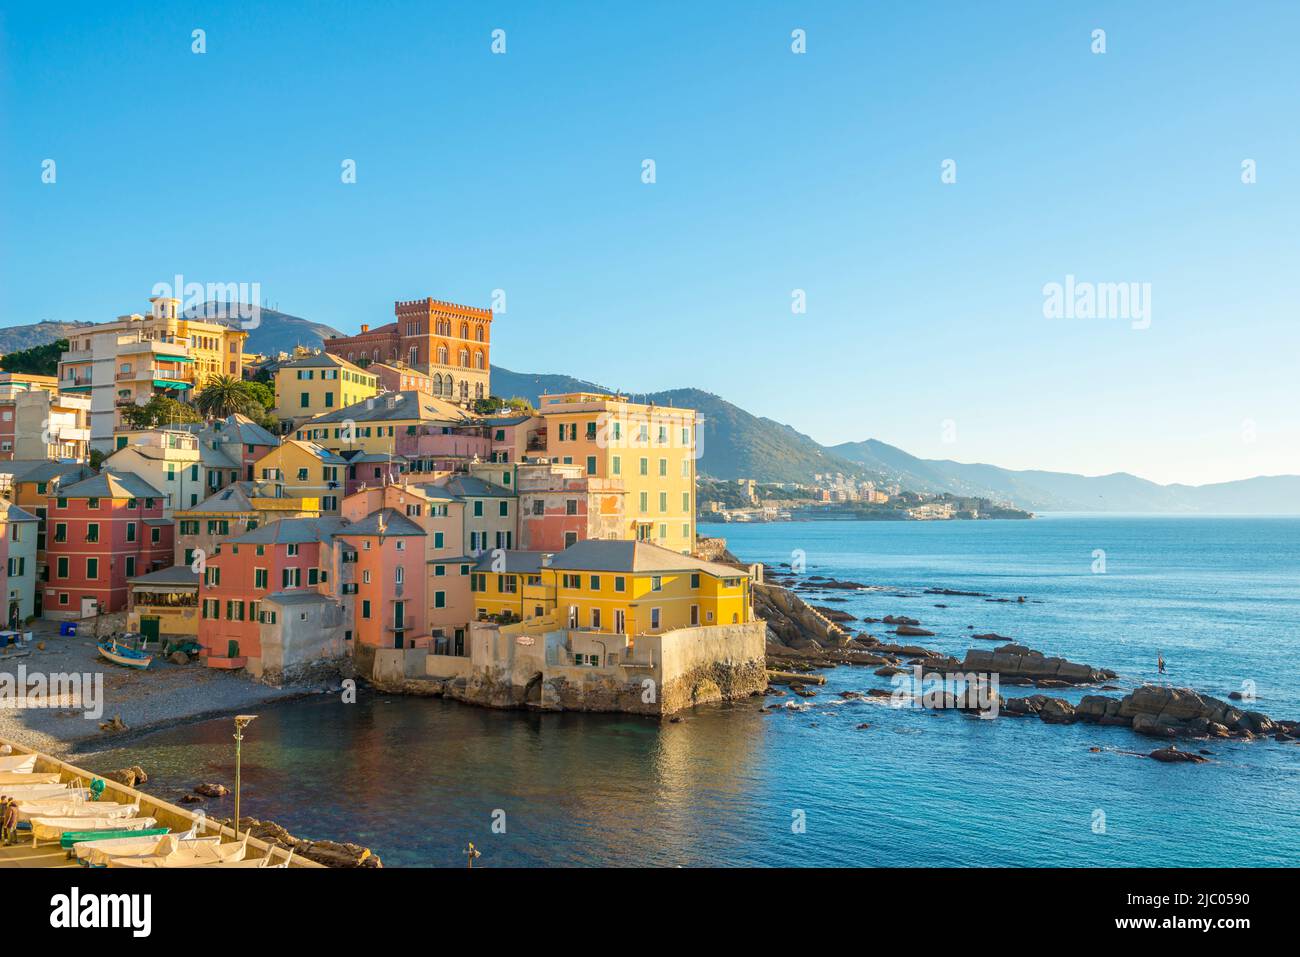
77,830,220,867
0,785,91,802
16,798,138,824
30,815,158,845
0,771,61,786
106,834,251,868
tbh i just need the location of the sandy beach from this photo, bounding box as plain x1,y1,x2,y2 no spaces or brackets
0,620,323,757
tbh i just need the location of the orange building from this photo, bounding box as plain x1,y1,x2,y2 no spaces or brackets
323,296,493,403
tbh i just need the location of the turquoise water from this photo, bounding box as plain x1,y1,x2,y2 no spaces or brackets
84,516,1300,867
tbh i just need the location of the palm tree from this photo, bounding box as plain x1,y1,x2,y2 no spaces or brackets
194,374,261,420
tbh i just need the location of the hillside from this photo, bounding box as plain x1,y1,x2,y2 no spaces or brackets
0,321,97,354
490,369,880,486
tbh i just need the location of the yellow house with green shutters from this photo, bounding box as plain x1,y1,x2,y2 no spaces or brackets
274,352,379,427
471,539,751,635
252,439,348,513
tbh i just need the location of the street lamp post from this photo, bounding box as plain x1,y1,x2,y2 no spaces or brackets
233,714,258,839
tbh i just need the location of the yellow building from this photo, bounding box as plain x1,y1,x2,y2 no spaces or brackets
537,393,698,553
252,439,347,512
127,565,201,640
273,352,379,427
57,295,247,452
473,539,750,635
175,481,321,567
470,551,556,622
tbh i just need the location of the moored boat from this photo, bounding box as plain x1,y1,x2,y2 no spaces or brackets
97,639,153,670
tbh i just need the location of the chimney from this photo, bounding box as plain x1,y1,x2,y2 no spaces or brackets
360,324,369,333
540,553,554,567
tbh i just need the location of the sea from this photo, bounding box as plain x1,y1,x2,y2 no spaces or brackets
83,515,1300,867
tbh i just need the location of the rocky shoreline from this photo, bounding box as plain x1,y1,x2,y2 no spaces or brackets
750,567,1299,760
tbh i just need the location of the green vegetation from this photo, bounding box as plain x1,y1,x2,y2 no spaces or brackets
118,395,203,430
193,374,263,419
0,338,67,377
473,395,536,416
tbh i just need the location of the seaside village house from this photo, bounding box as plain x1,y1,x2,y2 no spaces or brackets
272,350,380,429
0,501,39,627
57,294,247,453
41,471,174,620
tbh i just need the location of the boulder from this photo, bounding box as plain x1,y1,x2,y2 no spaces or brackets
895,625,936,637
1150,746,1208,764
194,782,230,797
169,651,190,665
106,765,148,787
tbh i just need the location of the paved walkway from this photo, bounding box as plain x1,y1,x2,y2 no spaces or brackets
0,842,76,868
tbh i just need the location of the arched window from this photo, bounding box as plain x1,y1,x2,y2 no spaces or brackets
459,322,469,339
460,380,469,399
445,374,454,397
475,325,484,342
437,344,448,365
372,348,379,361
475,382,484,399
475,350,485,370
459,348,469,367
433,373,443,396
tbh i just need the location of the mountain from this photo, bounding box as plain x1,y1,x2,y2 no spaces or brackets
830,439,1300,514
0,305,344,357
0,321,97,354
185,302,345,355
490,369,880,486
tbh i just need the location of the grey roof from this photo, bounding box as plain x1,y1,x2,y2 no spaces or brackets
60,470,166,500
283,440,347,465
473,550,548,574
183,483,257,513
432,475,515,499
480,415,533,427
3,502,39,523
263,590,335,606
545,539,743,577
342,451,409,464
303,390,475,425
335,508,426,537
127,565,200,586
277,352,369,374
205,414,279,448
226,516,348,546
198,443,242,469
0,461,93,485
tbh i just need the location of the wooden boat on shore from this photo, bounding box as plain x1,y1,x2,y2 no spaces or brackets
0,754,37,773
0,785,91,802
111,844,292,869
0,772,61,786
97,639,152,670
16,798,138,824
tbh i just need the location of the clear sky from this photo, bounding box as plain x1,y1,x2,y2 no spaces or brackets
2,1,1296,486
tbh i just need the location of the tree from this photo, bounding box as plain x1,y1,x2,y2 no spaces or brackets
0,339,67,377
193,374,262,419
118,395,203,430
243,379,275,413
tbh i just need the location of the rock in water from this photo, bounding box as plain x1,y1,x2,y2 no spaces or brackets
194,782,230,797
1149,745,1208,764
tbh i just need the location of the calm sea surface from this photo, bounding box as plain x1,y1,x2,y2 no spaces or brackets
84,515,1300,866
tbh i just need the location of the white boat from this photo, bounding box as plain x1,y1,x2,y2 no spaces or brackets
107,834,251,868
16,798,138,824
0,754,37,773
77,828,220,867
0,771,61,786
29,815,158,845
0,785,90,802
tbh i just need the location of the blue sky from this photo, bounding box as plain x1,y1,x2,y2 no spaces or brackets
2,1,1297,485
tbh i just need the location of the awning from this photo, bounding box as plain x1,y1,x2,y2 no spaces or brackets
153,379,192,390
157,354,194,363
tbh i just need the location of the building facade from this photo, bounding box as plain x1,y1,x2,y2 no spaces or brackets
322,297,493,403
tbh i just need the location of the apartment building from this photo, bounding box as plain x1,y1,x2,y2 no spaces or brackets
252,440,348,513
57,295,247,451
1,501,39,626
0,373,91,461
536,392,698,553
273,351,379,427
174,481,321,567
42,471,174,618
515,459,625,550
